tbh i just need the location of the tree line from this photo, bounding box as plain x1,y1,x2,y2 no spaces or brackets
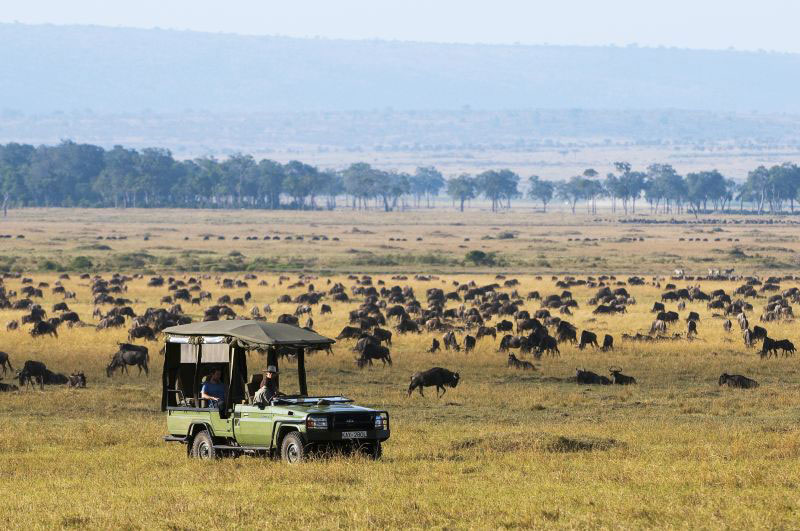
2,140,800,215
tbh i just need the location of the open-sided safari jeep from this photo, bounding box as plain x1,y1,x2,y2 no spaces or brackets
161,320,390,462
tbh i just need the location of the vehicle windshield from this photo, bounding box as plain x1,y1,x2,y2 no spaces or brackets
271,395,353,405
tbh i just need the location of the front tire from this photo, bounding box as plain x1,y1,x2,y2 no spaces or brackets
281,432,306,464
191,431,217,460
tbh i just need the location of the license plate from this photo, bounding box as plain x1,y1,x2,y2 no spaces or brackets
341,431,367,439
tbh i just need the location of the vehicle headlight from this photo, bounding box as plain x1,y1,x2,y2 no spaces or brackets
375,413,388,430
306,415,328,429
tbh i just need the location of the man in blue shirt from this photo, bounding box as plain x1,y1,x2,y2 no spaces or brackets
200,368,225,408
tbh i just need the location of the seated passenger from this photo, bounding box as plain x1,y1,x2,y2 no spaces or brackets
200,368,225,408
253,365,279,406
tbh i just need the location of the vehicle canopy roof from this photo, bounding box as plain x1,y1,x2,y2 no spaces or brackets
163,320,335,350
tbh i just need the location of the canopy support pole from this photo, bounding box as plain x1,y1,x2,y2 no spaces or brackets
267,347,279,390
297,347,308,396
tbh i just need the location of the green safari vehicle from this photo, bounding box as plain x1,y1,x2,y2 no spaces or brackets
160,320,390,462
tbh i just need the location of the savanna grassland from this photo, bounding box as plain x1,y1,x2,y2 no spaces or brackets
0,208,799,529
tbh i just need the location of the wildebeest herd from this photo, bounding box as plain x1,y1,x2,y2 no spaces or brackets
1,269,796,396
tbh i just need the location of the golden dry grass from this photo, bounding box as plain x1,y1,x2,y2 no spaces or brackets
1,268,800,529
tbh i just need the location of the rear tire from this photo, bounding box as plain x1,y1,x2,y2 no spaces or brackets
191,431,217,460
280,432,306,464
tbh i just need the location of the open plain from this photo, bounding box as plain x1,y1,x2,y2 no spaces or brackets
0,208,799,529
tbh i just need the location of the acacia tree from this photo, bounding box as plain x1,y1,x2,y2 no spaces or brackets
476,169,519,212
527,175,554,212
447,174,476,212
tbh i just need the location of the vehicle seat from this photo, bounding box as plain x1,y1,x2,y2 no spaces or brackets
247,374,263,399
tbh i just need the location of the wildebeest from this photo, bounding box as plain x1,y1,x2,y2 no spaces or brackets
578,330,599,350
277,314,299,326
463,335,476,352
772,339,796,356
496,319,513,332
407,367,460,398
17,360,48,389
6,320,18,331
686,311,700,322
427,338,440,353
718,373,759,389
650,319,667,335
537,335,560,357
0,351,12,375
507,354,534,370
320,304,332,314
68,372,87,388
723,319,732,332
107,344,150,377
575,368,612,385
442,331,460,351
601,334,614,351
30,320,58,338
372,327,392,345
651,302,665,313
337,326,362,340
609,366,636,385
687,320,698,337
128,325,156,342
356,343,392,369
476,326,496,340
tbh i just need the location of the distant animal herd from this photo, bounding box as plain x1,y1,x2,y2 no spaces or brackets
1,268,795,395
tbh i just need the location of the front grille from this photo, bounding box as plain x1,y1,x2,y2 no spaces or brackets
330,412,374,431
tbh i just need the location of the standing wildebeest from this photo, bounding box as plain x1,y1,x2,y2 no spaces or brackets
651,302,665,313
407,367,460,398
337,326,362,340
476,326,496,340
686,311,700,322
772,339,796,356
107,344,150,377
718,373,759,389
356,343,392,369
128,325,156,342
6,320,18,331
442,331,460,351
17,360,48,389
427,338,440,353
277,314,300,326
537,335,560,357
372,327,393,345
463,335,476,352
575,368,612,385
650,319,667,335
609,366,636,385
507,354,535,370
723,319,732,332
0,351,12,375
496,319,513,332
687,320,698,337
320,304,332,315
578,331,599,350
601,334,614,351
30,321,58,338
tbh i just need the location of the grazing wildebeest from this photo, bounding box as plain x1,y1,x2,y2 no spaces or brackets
651,302,665,313
657,311,680,323
356,343,392,368
601,334,614,351
687,320,698,337
507,354,534,370
609,366,636,385
686,311,700,322
0,351,12,375
427,338,440,353
578,330,599,350
68,372,87,388
6,320,18,331
407,367,460,398
476,326,496,340
723,319,732,332
277,314,299,326
30,321,58,338
463,335,476,352
496,319,513,332
320,304,332,315
772,339,796,356
128,325,156,342
556,326,577,344
575,368,612,385
718,373,759,389
336,326,362,340
372,327,392,345
107,344,150,377
396,318,420,333
17,360,48,389
537,335,560,357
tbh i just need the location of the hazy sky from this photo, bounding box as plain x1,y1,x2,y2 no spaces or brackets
4,0,799,53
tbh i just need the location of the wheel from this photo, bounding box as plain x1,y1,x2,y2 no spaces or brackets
359,441,382,460
280,432,306,464
191,431,217,460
